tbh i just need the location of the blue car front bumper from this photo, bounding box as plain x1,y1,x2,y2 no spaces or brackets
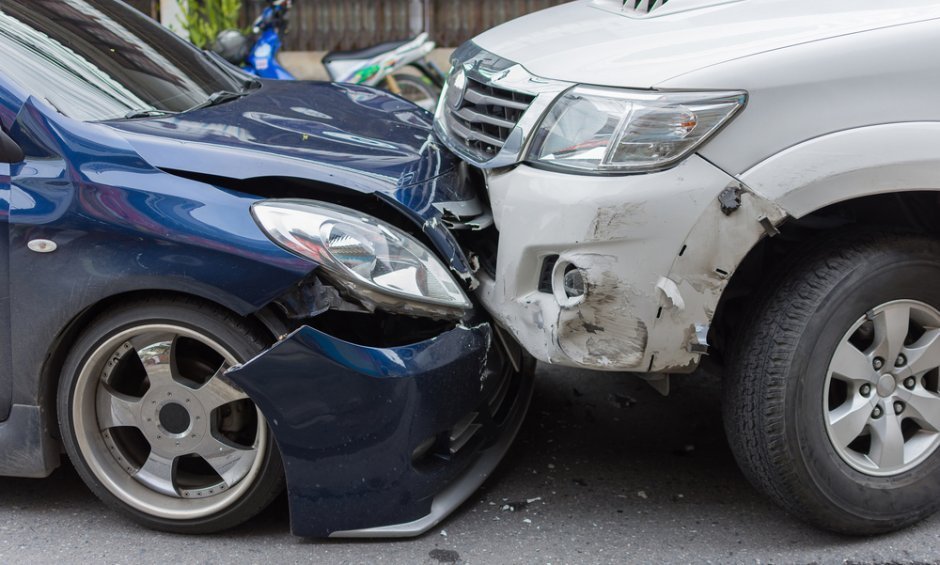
226,320,533,538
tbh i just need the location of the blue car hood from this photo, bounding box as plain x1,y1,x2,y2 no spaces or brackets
106,80,458,196
104,80,479,280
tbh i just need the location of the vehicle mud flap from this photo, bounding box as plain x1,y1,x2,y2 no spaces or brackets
224,323,497,537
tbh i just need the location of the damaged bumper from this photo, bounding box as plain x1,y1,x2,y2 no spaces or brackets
225,320,533,538
478,155,784,373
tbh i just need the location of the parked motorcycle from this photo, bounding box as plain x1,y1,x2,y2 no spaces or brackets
212,0,445,110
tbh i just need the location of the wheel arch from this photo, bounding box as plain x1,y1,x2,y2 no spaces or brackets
631,125,940,372
740,122,940,220
681,121,940,364
38,288,286,439
710,190,940,361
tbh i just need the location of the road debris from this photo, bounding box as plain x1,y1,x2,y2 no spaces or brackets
607,393,636,409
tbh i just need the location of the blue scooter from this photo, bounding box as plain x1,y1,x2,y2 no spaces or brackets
213,0,444,109
213,0,294,79
246,0,294,79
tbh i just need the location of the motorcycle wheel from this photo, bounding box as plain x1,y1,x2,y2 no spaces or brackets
387,73,440,112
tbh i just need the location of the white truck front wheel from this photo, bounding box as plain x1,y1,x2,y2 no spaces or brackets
724,231,940,535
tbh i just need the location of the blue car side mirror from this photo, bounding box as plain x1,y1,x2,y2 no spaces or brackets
0,129,23,164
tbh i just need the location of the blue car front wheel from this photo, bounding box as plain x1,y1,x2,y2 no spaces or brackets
58,297,285,534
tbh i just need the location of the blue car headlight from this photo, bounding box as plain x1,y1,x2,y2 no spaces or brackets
252,199,472,317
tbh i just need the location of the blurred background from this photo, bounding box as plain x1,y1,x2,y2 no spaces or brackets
127,0,566,50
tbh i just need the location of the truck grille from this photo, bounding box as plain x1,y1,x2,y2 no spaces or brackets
628,0,670,13
444,76,535,161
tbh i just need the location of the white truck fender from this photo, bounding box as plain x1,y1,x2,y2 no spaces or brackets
740,122,940,219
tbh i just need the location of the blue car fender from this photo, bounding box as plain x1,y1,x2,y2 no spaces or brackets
5,98,316,419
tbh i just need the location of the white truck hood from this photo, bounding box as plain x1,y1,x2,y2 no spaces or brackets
472,0,940,88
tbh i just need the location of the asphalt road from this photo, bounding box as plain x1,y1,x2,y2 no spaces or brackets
2,364,939,565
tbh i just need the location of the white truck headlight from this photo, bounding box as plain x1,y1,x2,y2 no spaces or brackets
252,200,472,317
528,86,746,174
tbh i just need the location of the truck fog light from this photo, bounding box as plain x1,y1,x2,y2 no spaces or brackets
563,266,586,298
552,261,588,307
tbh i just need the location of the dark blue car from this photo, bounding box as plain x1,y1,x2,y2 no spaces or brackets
0,0,531,537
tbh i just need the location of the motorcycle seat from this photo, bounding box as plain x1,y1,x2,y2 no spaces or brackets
322,39,413,64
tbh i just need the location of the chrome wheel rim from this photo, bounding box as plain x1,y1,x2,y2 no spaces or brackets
824,300,940,476
72,324,267,519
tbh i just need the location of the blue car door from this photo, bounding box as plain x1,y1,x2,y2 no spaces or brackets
0,129,13,423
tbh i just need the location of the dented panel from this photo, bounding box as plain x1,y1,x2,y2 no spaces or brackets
650,184,786,371
555,253,648,368
225,322,532,538
477,155,755,372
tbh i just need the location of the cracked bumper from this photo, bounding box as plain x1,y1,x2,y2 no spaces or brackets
226,321,533,538
479,156,743,373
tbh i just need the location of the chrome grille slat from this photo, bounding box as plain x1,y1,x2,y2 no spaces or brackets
447,115,506,149
462,87,531,111
453,106,516,130
434,43,572,168
441,73,535,161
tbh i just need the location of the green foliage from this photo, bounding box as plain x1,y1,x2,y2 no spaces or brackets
176,0,243,49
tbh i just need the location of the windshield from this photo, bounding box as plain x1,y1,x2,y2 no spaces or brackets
0,0,244,121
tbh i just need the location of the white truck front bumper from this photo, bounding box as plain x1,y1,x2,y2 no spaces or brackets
477,156,786,373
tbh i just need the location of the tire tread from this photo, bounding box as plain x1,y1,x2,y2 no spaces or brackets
724,230,940,534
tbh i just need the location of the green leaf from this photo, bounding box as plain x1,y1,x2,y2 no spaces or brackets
176,0,244,49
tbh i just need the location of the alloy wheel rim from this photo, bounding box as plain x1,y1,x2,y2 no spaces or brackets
824,300,940,476
72,324,267,519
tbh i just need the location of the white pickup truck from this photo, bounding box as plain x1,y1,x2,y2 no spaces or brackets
434,0,940,534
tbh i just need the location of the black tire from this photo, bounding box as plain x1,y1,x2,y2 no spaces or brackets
724,231,940,534
388,73,440,112
57,297,284,534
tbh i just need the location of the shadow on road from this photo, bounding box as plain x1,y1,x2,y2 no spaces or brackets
1,364,936,564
